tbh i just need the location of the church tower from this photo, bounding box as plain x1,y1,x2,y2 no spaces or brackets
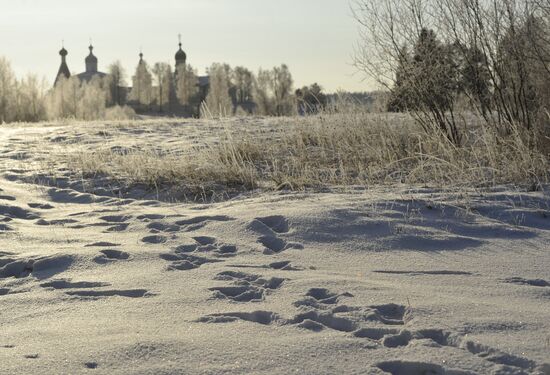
54,44,71,86
85,44,98,73
175,34,187,75
76,42,106,83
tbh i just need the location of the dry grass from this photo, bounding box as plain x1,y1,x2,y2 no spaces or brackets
61,107,549,198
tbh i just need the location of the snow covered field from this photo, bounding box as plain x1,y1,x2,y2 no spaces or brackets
1,120,549,374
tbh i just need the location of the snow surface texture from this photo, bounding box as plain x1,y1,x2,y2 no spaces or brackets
0,121,550,374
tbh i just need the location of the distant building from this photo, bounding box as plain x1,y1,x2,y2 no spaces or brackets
53,37,210,116
54,47,70,86
76,45,107,83
54,44,106,85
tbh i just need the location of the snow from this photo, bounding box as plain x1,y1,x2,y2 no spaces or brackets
0,121,549,374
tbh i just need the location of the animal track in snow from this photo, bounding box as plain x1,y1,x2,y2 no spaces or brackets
99,215,133,223
366,303,408,325
193,236,217,245
103,223,129,232
47,188,111,204
226,260,304,272
175,215,234,231
160,253,222,271
94,249,130,263
196,297,543,374
0,204,40,220
216,271,285,289
0,223,14,231
258,236,286,253
141,235,168,244
290,310,358,332
209,285,265,302
268,261,303,271
65,289,151,298
307,288,353,304
504,277,549,287
28,203,54,210
100,249,130,259
0,254,74,280
137,214,166,221
84,362,98,369
35,218,79,226
331,321,547,374
172,236,239,258
258,235,303,255
210,271,285,302
376,360,475,375
85,242,121,247
199,308,357,333
197,311,281,325
255,215,290,233
0,259,35,279
373,270,473,276
147,222,180,233
40,279,110,289
293,288,354,310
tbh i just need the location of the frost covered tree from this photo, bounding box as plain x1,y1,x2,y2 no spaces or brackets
175,63,200,116
107,61,126,106
79,76,108,120
152,62,172,112
253,68,273,116
202,63,233,118
130,56,153,111
233,66,254,104
14,74,46,122
46,76,108,120
46,76,79,119
0,57,16,123
271,64,294,116
253,65,295,116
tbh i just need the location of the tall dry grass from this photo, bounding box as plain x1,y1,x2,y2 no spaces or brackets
64,103,549,198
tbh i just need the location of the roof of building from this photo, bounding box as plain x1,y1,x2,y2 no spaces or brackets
55,47,71,85
85,45,98,64
76,71,107,83
198,75,209,87
175,44,187,62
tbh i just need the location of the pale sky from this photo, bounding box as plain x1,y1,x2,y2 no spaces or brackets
0,0,371,92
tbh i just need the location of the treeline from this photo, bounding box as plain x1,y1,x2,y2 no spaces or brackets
0,54,330,123
354,0,550,146
130,59,327,118
0,57,135,123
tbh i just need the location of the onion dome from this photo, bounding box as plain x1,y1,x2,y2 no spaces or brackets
175,34,186,64
85,45,98,64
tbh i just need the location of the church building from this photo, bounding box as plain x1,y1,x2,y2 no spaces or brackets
54,43,107,85
53,38,209,116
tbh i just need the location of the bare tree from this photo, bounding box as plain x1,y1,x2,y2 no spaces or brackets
252,65,295,116
202,63,233,118
131,58,153,111
253,68,274,116
0,57,15,123
16,74,46,122
271,64,295,116
353,0,550,141
175,63,199,116
107,61,127,106
152,62,172,112
79,76,108,120
233,66,254,104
